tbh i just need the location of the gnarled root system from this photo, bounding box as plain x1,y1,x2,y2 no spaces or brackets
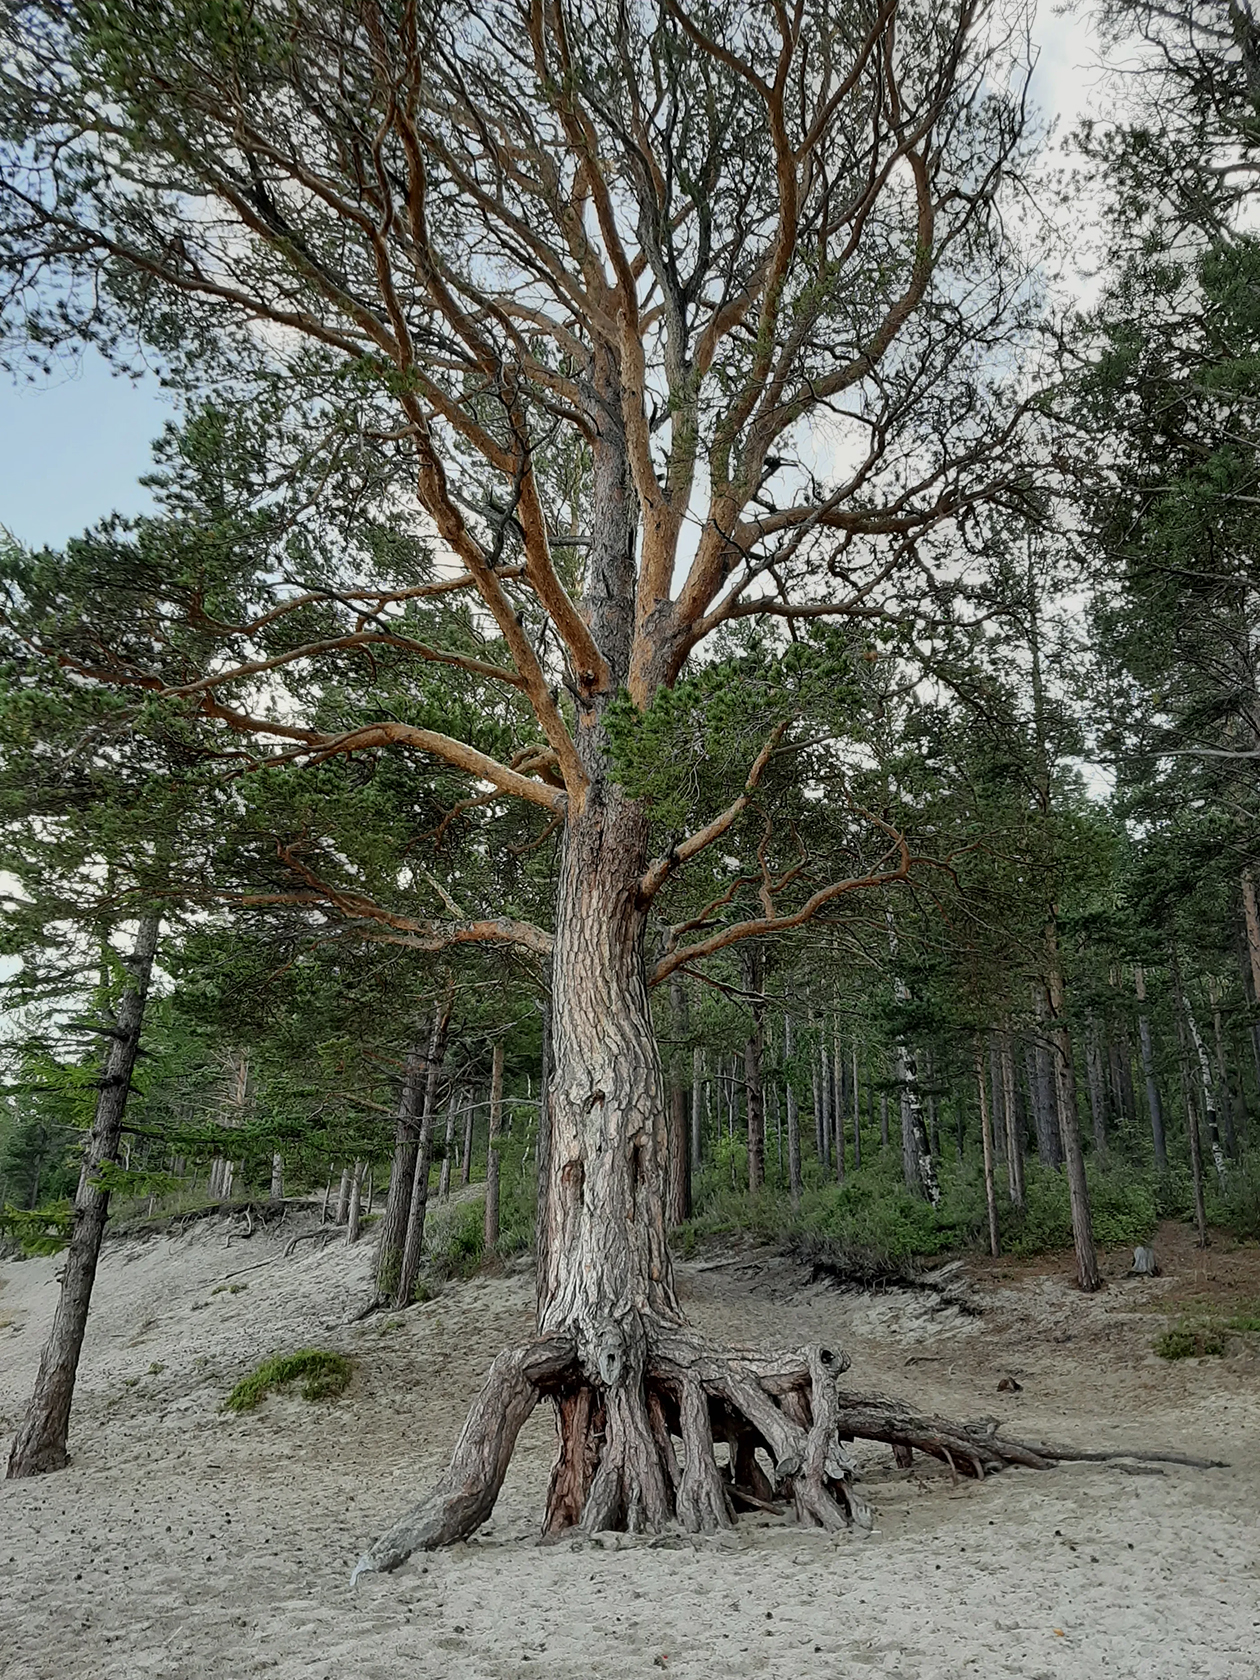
351,1321,1198,1581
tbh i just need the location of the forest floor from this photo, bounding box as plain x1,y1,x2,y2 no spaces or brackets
1,1211,1258,1680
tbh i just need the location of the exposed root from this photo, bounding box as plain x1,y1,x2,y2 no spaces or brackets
352,1324,1225,1581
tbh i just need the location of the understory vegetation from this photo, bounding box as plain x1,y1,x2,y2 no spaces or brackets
222,1350,354,1414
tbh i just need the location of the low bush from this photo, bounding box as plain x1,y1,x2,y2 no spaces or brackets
1154,1326,1225,1359
223,1349,353,1412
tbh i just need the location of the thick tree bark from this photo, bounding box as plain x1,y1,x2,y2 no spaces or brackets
485,1042,504,1253
1045,922,1100,1293
394,997,453,1308
7,910,161,1478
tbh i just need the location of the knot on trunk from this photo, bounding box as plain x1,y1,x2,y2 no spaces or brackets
594,1321,629,1389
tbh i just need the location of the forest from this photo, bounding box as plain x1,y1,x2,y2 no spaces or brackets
0,0,1257,1589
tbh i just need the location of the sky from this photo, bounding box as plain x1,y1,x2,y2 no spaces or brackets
0,4,1107,555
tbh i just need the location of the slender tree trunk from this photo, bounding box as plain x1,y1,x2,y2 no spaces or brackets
988,1040,1006,1166
1184,1002,1227,1188
1001,1029,1025,1208
896,1045,938,1205
851,1040,862,1171
535,997,552,1310
270,1152,284,1203
461,1089,475,1188
1085,1018,1109,1159
1045,921,1100,1292
667,978,692,1221
375,1044,427,1300
833,1018,846,1183
1209,983,1238,1159
1133,965,1168,1173
394,997,453,1307
974,1043,1000,1260
347,1161,364,1245
817,1036,830,1173
1031,987,1063,1167
690,1046,703,1179
1170,956,1210,1247
8,910,161,1478
485,1041,505,1253
784,1015,802,1213
438,1082,459,1202
336,1166,352,1225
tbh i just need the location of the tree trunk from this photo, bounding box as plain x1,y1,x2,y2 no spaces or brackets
974,1043,1000,1260
784,1015,802,1213
1184,1001,1228,1188
1031,987,1063,1167
1170,960,1210,1247
817,1037,830,1172
744,1021,765,1194
1045,921,1100,1293
438,1082,459,1203
484,1041,504,1253
690,1046,703,1180
1133,966,1168,1174
1085,1017,1109,1158
896,1044,938,1205
394,997,453,1307
667,979,691,1223
1000,1029,1025,1209
851,1040,862,1171
374,1044,427,1300
460,1089,475,1188
336,1166,352,1225
7,910,161,1478
1209,983,1238,1159
346,1161,364,1245
270,1152,284,1203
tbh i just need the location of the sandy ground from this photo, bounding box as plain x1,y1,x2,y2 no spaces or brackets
1,1214,1258,1680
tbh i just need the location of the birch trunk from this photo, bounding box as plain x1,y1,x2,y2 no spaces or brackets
7,910,161,1478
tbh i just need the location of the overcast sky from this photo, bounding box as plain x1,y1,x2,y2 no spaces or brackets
0,4,1107,555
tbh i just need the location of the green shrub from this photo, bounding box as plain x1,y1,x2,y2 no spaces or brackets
1154,1326,1225,1359
223,1349,353,1412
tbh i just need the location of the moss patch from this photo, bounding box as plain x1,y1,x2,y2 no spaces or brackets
223,1349,353,1412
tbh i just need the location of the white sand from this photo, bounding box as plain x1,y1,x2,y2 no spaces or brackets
1,1217,1257,1679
